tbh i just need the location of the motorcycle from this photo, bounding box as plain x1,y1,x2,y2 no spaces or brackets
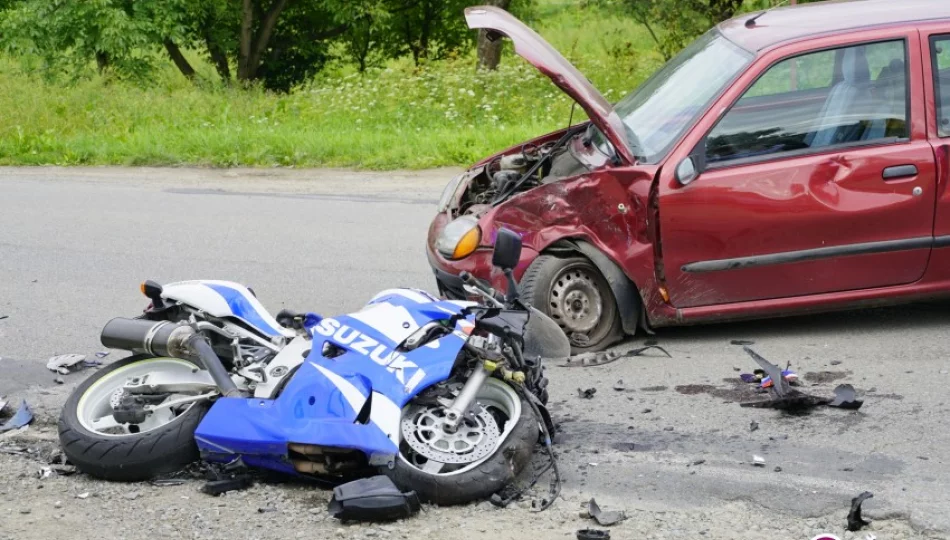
58,228,569,505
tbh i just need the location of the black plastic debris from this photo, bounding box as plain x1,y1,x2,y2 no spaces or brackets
0,400,33,433
257,507,277,513
584,498,626,526
828,384,863,409
201,475,253,496
847,491,874,531
578,388,597,399
749,420,759,432
738,347,863,411
730,339,755,345
577,529,610,540
0,315,8,321
327,475,420,522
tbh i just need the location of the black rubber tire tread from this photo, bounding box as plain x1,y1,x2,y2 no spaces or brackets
58,354,210,482
519,254,624,354
384,389,539,506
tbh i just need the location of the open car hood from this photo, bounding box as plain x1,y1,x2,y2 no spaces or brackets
465,6,634,164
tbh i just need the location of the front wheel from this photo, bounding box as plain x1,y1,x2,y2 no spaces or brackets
58,355,211,481
384,378,539,506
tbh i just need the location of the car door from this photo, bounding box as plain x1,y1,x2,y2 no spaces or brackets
920,25,950,247
657,29,936,308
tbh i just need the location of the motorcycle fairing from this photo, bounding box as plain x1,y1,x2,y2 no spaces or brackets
161,280,295,338
194,288,475,470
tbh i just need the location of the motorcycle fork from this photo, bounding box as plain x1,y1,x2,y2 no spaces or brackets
442,364,490,431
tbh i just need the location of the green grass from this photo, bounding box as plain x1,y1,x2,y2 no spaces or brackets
0,1,663,169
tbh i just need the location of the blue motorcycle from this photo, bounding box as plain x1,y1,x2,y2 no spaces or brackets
59,229,569,505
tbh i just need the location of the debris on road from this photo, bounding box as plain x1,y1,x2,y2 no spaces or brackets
327,476,421,522
95,351,110,359
774,466,782,472
152,478,186,487
0,399,33,433
578,388,597,399
752,455,766,467
38,466,52,479
847,491,874,531
738,347,864,411
201,476,253,496
53,377,65,385
612,380,625,391
46,354,86,375
576,529,610,540
0,315,8,320
730,339,755,345
582,498,627,526
76,492,90,499
559,345,671,368
749,420,759,432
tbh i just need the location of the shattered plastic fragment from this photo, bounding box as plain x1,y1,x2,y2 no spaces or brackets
0,400,33,433
46,354,86,375
847,491,874,531
201,476,253,496
327,476,421,522
559,345,670,368
152,479,186,487
95,351,110,359
576,530,610,540
752,455,766,467
828,384,863,409
38,467,52,480
577,388,597,399
585,499,626,526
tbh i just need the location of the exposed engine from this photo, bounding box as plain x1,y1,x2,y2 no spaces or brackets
456,125,588,216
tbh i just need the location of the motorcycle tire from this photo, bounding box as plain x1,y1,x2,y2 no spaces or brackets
383,389,539,506
58,355,210,482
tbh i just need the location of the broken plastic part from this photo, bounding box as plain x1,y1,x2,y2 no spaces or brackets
847,491,873,531
828,384,863,409
46,354,86,375
739,347,863,410
0,400,33,433
586,498,627,526
327,476,421,522
577,388,597,399
201,475,253,495
576,529,610,540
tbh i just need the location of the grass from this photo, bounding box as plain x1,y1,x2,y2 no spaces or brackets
0,1,663,169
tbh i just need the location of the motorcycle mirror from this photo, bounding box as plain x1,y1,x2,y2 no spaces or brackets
492,228,522,270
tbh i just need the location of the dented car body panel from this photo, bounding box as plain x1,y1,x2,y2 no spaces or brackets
429,2,950,334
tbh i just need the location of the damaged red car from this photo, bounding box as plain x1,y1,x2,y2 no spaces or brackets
427,0,950,352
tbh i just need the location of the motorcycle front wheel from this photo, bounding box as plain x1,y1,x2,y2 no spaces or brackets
58,355,211,481
385,378,539,506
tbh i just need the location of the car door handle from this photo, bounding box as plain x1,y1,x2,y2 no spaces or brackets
882,164,918,180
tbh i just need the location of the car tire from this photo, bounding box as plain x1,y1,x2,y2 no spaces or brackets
519,255,625,354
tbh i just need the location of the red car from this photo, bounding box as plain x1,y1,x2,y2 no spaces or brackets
427,0,950,353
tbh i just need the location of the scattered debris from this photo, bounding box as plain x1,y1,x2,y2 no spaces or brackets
19,508,30,515
577,388,597,399
53,377,65,385
582,499,627,526
730,339,755,345
76,492,90,499
739,347,864,410
46,354,87,375
81,359,103,369
95,351,110,359
201,476,253,496
752,455,766,467
641,408,652,414
774,466,782,472
257,507,277,513
152,479,187,487
692,459,706,466
830,360,842,366
749,420,759,432
612,380,625,391
576,529,610,540
52,465,76,476
327,476,421,522
663,426,674,432
847,491,874,531
0,400,33,433
0,315,8,321
560,345,671,368
38,466,52,479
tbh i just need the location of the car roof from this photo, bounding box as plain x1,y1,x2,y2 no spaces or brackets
720,0,950,52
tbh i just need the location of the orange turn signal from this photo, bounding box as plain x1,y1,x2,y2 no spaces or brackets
452,226,481,260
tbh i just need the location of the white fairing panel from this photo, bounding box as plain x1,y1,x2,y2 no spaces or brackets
161,280,295,338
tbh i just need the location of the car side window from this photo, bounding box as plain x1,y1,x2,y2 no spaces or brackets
706,40,909,165
931,35,950,137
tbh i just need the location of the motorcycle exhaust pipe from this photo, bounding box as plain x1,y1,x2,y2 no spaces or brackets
101,317,241,397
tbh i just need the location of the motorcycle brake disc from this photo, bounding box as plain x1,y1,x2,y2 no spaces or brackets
401,403,501,465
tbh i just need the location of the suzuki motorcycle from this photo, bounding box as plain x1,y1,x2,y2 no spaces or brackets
58,229,569,505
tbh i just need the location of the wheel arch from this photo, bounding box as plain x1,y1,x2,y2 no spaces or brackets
543,239,648,336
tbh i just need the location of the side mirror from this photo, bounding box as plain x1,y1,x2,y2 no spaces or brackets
675,157,698,185
492,228,522,270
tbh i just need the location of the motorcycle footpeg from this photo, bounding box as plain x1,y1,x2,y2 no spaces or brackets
327,476,420,522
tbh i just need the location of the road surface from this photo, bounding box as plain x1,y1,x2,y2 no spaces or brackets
1,167,949,540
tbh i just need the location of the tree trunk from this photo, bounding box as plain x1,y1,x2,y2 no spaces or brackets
205,36,231,82
476,0,511,70
163,39,196,80
238,0,254,80
95,51,110,73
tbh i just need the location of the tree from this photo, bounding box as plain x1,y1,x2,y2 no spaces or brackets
384,0,472,65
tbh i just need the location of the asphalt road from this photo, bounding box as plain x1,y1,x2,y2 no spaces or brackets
2,167,950,539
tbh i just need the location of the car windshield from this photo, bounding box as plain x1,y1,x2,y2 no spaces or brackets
597,30,753,164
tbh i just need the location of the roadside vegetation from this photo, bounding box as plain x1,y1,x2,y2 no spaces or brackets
0,0,810,169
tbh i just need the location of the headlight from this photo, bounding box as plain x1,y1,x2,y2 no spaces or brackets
437,173,465,213
436,215,481,260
